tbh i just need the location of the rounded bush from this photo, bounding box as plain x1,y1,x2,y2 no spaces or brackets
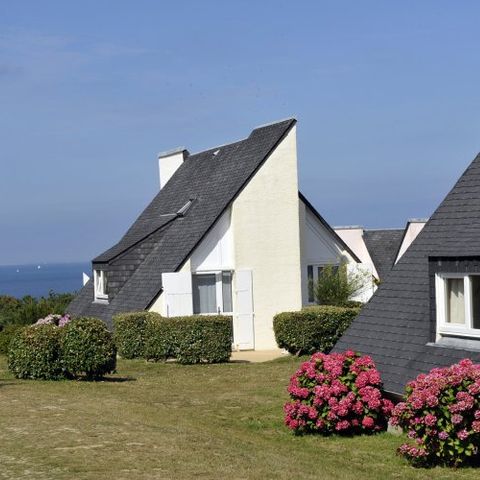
284,351,393,435
61,317,116,379
273,306,360,355
113,312,158,359
8,324,64,379
391,358,480,467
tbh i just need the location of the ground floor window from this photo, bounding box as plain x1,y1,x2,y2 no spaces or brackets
436,273,480,337
192,271,233,314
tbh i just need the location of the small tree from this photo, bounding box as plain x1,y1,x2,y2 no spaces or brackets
312,263,367,306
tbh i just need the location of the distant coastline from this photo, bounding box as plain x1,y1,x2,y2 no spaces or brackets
0,262,90,298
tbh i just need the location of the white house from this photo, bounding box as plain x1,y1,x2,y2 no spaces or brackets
335,219,427,284
68,119,365,350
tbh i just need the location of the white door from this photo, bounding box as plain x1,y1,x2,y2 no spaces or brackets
234,270,255,350
161,272,193,317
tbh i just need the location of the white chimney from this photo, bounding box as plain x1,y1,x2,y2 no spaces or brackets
158,147,189,189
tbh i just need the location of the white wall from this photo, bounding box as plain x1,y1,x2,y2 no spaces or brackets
190,209,234,271
231,125,302,349
334,227,379,279
395,220,426,263
299,204,358,305
158,148,187,189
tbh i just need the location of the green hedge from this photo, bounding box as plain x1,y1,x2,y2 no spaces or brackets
273,305,360,355
0,324,24,355
144,315,232,364
8,317,116,380
8,324,64,379
61,317,116,380
113,311,158,359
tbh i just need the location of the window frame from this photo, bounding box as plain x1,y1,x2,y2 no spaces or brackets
191,270,234,315
436,273,480,338
93,269,108,302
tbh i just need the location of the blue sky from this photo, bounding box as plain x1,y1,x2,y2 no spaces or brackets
1,1,480,264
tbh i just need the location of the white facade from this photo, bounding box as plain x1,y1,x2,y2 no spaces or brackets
334,227,379,280
395,219,427,264
150,125,364,350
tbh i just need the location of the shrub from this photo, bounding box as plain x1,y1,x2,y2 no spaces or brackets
144,315,178,362
311,263,369,306
113,311,157,359
391,358,480,467
273,306,359,355
175,316,232,364
61,317,116,379
144,315,232,364
8,324,64,380
284,351,393,435
0,324,24,355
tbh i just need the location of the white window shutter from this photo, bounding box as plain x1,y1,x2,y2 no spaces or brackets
161,272,193,317
234,270,255,350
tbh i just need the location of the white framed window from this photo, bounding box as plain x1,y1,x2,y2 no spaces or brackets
436,273,480,338
192,271,233,314
94,269,108,302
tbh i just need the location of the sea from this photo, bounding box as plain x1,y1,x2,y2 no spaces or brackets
0,262,91,299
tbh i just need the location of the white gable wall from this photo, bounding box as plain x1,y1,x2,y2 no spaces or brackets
395,220,427,263
334,227,379,279
190,209,234,271
299,204,361,305
231,125,302,349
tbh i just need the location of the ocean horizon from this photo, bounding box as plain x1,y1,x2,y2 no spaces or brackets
0,262,91,299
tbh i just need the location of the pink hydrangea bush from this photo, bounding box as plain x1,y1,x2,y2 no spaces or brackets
35,314,71,327
391,359,480,467
284,351,393,435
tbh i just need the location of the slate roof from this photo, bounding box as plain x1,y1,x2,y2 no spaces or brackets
335,153,480,395
68,119,298,326
363,229,404,280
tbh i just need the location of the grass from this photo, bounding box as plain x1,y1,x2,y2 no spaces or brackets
0,355,477,480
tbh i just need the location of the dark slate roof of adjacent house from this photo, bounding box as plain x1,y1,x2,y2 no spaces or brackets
68,119,298,326
363,229,404,280
335,153,480,395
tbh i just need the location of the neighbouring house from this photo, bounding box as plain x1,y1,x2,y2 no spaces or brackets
335,219,427,284
68,119,365,350
335,152,480,395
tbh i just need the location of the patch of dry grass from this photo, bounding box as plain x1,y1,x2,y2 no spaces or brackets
0,355,477,479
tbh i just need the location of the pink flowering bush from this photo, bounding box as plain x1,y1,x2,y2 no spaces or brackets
35,314,71,327
284,351,393,435
391,359,480,467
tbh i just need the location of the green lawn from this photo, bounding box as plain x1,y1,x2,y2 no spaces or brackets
0,355,475,480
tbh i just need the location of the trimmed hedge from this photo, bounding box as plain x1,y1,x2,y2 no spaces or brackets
273,305,360,355
144,315,232,364
113,311,158,359
8,324,64,379
0,324,24,355
61,317,116,379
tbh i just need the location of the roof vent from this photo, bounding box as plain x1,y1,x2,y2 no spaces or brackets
176,199,194,217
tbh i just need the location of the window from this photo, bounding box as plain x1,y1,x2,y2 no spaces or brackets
94,269,108,301
436,273,480,337
307,264,337,303
192,271,233,314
